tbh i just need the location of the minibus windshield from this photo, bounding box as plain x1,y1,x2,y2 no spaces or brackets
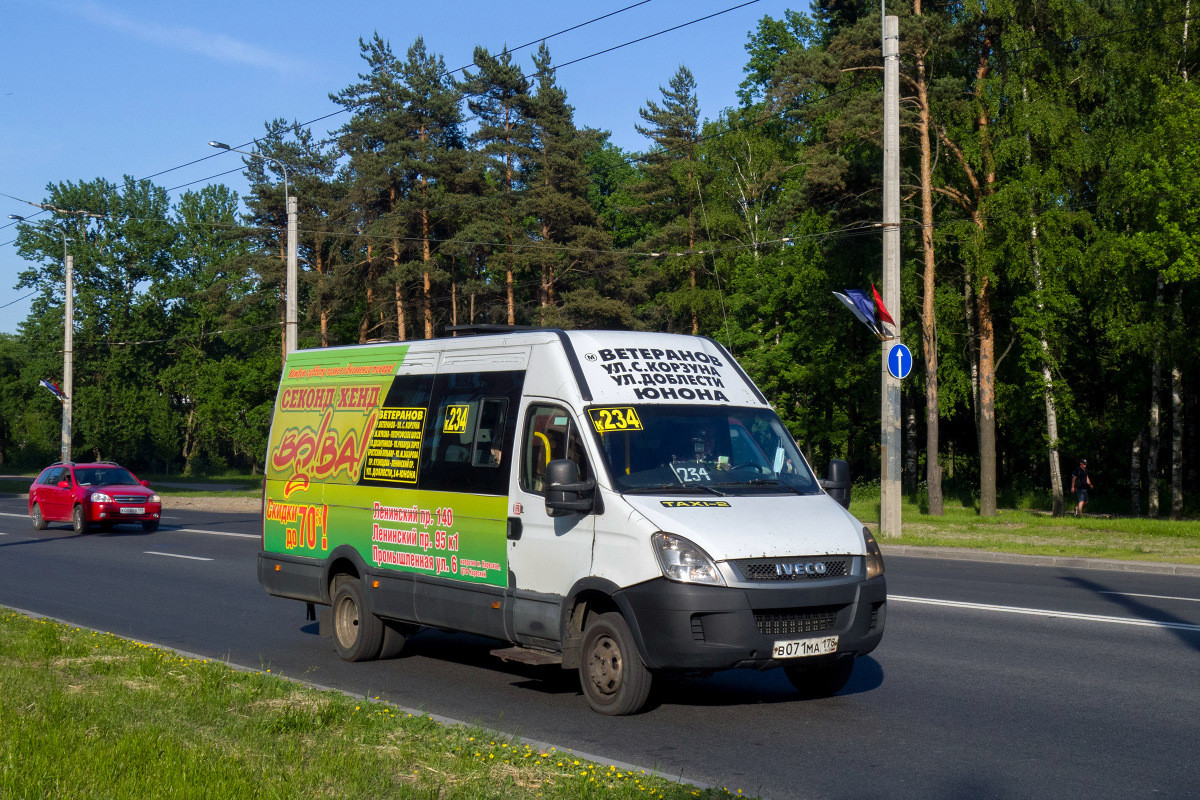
586,405,822,496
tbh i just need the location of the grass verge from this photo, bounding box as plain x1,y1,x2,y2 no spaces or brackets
0,610,746,800
851,494,1200,564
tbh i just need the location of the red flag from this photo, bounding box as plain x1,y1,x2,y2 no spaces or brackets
871,283,895,327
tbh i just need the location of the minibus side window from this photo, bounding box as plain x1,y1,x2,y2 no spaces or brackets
420,370,525,496
520,404,590,495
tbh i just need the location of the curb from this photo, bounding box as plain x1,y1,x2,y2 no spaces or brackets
881,544,1200,577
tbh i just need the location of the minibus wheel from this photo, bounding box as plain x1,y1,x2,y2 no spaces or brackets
579,612,652,715
783,656,854,699
331,577,384,661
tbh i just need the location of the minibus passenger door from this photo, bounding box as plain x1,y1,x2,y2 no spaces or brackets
507,403,596,642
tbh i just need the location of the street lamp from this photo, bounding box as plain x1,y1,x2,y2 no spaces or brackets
209,140,299,358
9,214,73,462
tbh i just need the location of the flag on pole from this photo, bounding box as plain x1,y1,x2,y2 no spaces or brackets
38,378,66,402
871,283,895,327
832,290,885,339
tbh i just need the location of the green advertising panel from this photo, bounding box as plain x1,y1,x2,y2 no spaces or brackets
263,346,509,588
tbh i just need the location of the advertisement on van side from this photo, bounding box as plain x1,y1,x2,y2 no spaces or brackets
263,348,508,588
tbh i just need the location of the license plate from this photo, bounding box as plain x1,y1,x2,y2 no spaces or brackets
773,635,838,659
120,507,145,515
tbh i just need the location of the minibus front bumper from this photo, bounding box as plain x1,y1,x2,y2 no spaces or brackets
614,575,886,672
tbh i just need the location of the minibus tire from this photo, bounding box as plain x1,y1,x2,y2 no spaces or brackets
579,612,652,716
332,578,384,662
783,656,854,699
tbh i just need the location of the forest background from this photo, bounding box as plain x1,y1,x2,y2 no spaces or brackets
2,0,1196,520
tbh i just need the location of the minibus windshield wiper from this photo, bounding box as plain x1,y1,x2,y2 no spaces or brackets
623,482,727,496
709,477,813,495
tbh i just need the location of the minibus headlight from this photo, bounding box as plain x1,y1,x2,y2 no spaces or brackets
864,527,885,579
651,532,726,586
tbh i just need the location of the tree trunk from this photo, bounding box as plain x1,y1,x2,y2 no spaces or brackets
451,260,458,327
915,32,943,515
905,392,919,495
1148,272,1164,517
688,166,699,335
504,109,516,326
977,273,998,516
315,248,328,348
279,236,287,362
420,126,434,340
1021,75,1065,517
1031,224,1064,516
1131,428,1144,516
395,282,406,341
541,220,552,317
422,205,433,339
360,241,374,345
1170,286,1184,519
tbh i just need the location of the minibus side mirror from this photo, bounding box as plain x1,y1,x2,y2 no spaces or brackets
545,459,596,517
820,459,851,509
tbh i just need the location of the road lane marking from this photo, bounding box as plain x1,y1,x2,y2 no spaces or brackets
145,551,213,561
176,528,258,540
890,595,1200,632
1098,590,1200,603
0,514,257,539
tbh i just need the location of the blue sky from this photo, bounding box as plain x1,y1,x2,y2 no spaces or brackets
0,0,800,332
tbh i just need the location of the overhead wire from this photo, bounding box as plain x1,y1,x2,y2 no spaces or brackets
126,0,677,189
160,0,765,193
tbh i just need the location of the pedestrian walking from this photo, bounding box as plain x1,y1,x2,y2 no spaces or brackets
1071,458,1093,517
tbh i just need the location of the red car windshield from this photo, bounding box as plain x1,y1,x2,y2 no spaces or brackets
74,467,140,487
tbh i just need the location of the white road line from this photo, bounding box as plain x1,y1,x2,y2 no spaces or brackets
0,514,257,539
890,595,1200,632
1098,590,1200,603
176,528,258,540
145,551,213,562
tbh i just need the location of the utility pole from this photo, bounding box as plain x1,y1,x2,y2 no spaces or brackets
286,195,298,356
881,14,902,537
10,211,77,462
62,253,73,463
209,140,299,360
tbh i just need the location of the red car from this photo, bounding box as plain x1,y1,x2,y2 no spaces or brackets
29,461,162,533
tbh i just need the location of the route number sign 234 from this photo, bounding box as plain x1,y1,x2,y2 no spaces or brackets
588,407,643,433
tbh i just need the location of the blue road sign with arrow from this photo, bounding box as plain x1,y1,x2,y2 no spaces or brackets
887,343,913,379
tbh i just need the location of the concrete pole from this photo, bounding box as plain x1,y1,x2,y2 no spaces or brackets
285,195,299,358
62,253,74,463
881,15,902,537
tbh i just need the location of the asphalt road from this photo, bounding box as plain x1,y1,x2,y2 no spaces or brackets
1,494,1198,800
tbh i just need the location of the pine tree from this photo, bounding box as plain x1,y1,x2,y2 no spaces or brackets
331,34,412,341
632,65,708,334
463,47,533,325
523,44,618,327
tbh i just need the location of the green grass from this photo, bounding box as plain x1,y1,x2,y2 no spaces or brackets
0,477,34,494
0,609,747,800
155,488,263,499
851,489,1200,564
